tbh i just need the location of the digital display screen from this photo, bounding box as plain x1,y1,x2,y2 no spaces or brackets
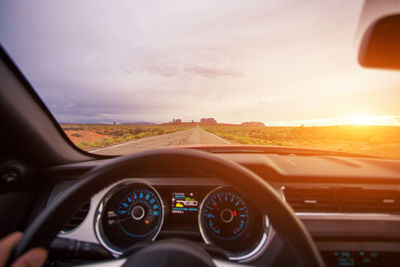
171,192,199,214
321,251,400,267
156,185,216,232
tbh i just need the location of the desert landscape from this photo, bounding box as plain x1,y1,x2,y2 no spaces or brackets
201,124,400,159
62,124,191,150
61,122,400,159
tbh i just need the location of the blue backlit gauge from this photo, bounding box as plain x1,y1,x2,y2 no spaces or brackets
199,186,268,259
98,181,164,252
201,189,249,240
114,188,163,238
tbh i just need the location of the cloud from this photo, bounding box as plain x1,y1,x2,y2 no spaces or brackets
2,0,400,125
134,64,242,79
63,103,74,108
136,65,180,78
184,65,241,79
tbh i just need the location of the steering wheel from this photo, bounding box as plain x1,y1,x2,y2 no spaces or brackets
12,149,324,267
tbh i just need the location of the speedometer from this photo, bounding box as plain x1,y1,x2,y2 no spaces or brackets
116,188,162,238
95,181,164,254
199,186,269,261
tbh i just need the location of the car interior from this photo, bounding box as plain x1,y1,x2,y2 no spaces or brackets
1,1,400,267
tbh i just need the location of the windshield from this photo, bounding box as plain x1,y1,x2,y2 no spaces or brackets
1,1,400,158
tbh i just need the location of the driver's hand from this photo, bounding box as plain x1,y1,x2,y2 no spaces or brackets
0,232,47,267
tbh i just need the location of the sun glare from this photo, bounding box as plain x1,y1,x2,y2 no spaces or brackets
349,115,375,125
270,115,400,127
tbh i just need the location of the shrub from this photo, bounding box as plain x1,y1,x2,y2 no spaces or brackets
71,133,83,137
152,127,165,135
103,138,115,146
130,127,143,135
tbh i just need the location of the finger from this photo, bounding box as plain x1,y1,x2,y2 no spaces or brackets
10,248,47,267
0,232,23,266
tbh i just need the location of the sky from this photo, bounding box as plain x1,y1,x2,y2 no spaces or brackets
1,0,400,126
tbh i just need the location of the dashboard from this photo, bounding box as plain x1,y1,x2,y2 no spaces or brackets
52,177,272,263
45,152,400,266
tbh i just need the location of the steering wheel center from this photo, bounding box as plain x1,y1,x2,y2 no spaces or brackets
125,239,215,267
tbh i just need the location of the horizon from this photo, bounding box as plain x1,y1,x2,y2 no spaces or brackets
59,114,400,127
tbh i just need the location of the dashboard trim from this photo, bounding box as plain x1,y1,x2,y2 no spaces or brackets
296,212,400,221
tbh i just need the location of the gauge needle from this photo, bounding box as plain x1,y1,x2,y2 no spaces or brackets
110,216,131,225
130,193,136,205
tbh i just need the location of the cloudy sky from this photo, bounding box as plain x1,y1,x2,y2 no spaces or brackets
1,0,399,125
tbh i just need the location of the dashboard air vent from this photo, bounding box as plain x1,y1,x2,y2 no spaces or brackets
62,201,90,232
283,188,339,212
283,187,400,214
337,188,400,214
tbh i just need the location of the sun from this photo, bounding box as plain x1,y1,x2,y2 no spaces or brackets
349,115,377,125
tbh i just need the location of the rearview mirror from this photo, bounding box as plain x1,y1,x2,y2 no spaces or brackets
358,14,400,70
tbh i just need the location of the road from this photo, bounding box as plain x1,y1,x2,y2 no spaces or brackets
91,126,230,155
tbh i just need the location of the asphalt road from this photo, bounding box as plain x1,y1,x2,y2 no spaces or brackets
92,126,229,155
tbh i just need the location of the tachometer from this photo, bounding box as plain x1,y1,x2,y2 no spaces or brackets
199,186,269,261
95,181,164,254
202,191,249,240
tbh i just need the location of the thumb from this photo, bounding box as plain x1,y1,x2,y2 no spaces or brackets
10,248,47,267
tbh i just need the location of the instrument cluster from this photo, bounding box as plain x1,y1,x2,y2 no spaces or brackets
94,180,270,262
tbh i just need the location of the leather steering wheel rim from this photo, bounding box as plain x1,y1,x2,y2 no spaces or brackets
13,148,324,266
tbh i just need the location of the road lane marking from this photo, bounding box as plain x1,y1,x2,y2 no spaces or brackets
199,129,230,144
